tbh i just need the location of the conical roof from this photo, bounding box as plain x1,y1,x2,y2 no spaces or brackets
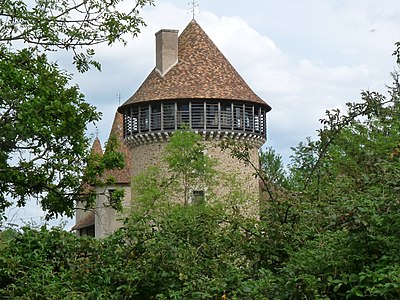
119,20,271,111
91,137,103,156
102,112,132,184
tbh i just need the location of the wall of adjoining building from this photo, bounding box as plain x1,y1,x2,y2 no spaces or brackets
94,185,131,238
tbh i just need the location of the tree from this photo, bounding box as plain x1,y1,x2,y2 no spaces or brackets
0,0,153,221
220,43,400,299
0,0,153,71
275,67,400,298
0,130,271,299
0,47,100,220
260,147,289,189
162,129,216,205
2,69,399,298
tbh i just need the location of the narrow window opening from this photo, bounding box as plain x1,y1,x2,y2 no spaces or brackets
177,103,189,126
139,106,149,132
220,103,232,129
233,104,243,129
79,225,95,237
131,106,139,133
151,104,161,130
206,103,218,128
191,102,204,128
191,190,205,204
163,103,175,129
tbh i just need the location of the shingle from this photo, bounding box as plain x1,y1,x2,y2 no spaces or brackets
119,20,271,111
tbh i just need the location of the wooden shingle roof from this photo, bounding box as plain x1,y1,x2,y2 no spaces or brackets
119,20,271,111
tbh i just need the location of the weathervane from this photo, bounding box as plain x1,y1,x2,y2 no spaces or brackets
188,0,199,20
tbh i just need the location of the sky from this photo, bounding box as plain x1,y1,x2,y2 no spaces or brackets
5,0,400,229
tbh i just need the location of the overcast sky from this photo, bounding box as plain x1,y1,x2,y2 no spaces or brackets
6,0,400,228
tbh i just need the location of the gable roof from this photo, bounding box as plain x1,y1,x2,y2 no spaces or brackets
119,20,271,111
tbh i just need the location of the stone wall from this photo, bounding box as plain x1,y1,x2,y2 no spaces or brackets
130,138,260,217
88,136,261,238
94,185,131,238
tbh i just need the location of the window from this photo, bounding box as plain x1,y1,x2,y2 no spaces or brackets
139,106,149,131
191,102,204,128
191,190,205,204
254,115,260,132
79,225,95,237
163,103,175,129
131,106,139,133
123,113,131,137
220,103,232,129
151,104,161,130
206,103,218,128
259,108,266,134
177,103,189,126
244,105,253,131
233,104,243,129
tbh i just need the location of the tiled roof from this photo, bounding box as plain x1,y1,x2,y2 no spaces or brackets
119,20,271,110
71,211,94,230
91,137,103,155
101,112,132,184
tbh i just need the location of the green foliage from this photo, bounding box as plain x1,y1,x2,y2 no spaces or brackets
0,0,151,220
278,71,400,298
260,147,289,188
0,226,140,299
0,0,154,72
1,23,399,298
125,203,249,299
0,46,100,219
83,134,126,211
163,129,216,205
0,205,276,299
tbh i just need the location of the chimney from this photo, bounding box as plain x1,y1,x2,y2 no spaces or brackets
155,29,179,76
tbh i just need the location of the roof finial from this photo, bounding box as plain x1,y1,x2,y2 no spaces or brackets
95,126,99,138
188,0,199,20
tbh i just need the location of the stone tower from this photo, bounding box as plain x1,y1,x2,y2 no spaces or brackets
74,20,271,238
118,19,271,190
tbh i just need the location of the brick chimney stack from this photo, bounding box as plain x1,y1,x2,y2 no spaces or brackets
155,29,179,76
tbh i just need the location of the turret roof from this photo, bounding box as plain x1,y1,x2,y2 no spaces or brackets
91,137,103,156
119,20,271,111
